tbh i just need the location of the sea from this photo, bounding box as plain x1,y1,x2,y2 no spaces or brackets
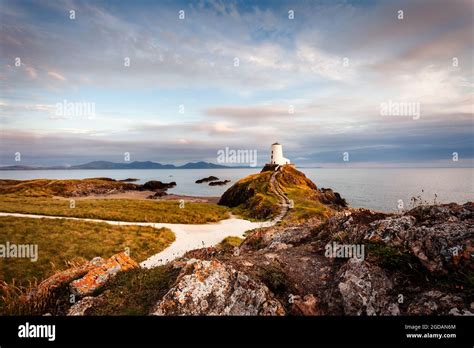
1,168,472,213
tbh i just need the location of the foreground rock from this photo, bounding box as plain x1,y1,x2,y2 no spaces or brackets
150,259,285,316
336,258,400,316
317,202,474,274
70,252,138,297
179,202,473,316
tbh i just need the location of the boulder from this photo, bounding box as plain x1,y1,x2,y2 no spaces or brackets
150,259,285,316
25,258,104,315
70,252,138,297
365,203,473,273
336,258,400,316
195,176,219,184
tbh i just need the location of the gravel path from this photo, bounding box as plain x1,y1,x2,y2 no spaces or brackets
0,212,274,268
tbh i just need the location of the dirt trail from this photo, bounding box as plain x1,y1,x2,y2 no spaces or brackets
269,166,291,223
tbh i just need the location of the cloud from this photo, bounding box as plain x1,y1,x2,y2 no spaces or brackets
25,66,37,79
47,71,67,81
205,105,291,119
0,0,472,166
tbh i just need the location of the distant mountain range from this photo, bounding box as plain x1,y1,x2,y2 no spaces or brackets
0,161,249,170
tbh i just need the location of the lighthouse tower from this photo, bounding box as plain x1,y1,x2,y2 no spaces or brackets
270,143,290,165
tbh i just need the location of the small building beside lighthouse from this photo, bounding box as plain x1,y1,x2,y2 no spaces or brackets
270,142,290,165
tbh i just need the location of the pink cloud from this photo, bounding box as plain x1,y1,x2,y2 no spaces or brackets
47,71,67,81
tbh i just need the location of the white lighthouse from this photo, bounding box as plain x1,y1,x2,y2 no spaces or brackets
270,142,290,165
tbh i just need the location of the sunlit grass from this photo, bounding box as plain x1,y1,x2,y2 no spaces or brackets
284,187,332,223
0,216,175,285
0,195,230,224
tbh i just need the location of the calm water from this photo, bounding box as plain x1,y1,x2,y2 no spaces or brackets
1,168,472,212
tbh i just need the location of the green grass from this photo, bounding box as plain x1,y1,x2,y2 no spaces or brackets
221,171,282,220
218,236,244,251
87,265,180,315
284,187,332,223
0,216,175,285
0,196,230,224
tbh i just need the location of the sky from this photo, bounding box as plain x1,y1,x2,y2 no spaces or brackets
0,0,473,167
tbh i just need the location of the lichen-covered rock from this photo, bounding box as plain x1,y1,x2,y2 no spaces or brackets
366,203,473,273
23,257,105,315
318,203,473,274
67,296,102,316
406,290,466,315
336,258,400,316
366,216,416,245
70,252,138,297
150,259,285,316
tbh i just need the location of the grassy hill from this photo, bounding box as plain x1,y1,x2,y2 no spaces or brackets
0,178,139,197
219,165,347,222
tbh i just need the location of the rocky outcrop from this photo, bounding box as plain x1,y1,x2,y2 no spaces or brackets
150,259,285,316
336,258,400,316
70,252,139,297
209,180,230,186
174,202,472,316
22,259,103,315
317,202,473,274
219,165,346,220
319,188,348,207
195,176,219,184
405,290,469,315
0,178,180,198
119,178,139,182
12,188,472,317
141,180,176,191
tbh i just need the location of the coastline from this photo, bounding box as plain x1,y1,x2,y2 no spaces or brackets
53,190,220,203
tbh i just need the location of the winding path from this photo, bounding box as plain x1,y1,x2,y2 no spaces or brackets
0,212,274,268
269,166,291,223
